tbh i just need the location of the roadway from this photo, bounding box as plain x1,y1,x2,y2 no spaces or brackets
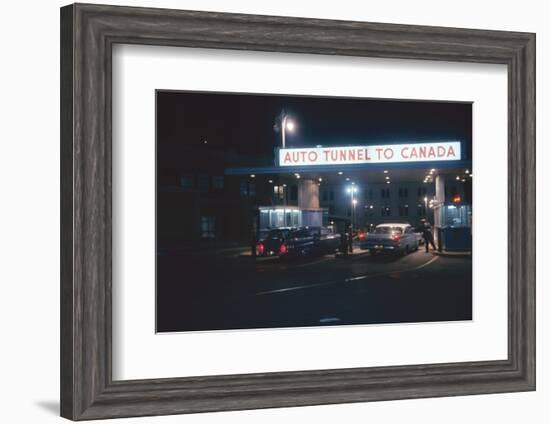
156,245,472,332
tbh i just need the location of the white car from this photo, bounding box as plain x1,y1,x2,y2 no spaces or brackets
359,223,419,255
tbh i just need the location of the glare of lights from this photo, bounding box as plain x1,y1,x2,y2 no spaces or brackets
461,179,466,182
352,199,358,205
383,170,388,174
250,174,255,178
431,168,435,172
386,181,391,184
347,187,351,193
456,176,460,180
268,179,273,184
338,171,343,175
469,174,473,177
295,173,300,179
285,120,295,132
318,177,323,182
385,176,390,180
282,184,287,187
351,181,355,185
424,196,428,202
465,169,470,174
345,177,350,181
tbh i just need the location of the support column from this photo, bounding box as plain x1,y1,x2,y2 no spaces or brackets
298,179,319,209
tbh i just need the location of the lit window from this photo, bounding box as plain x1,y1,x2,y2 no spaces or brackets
200,216,216,239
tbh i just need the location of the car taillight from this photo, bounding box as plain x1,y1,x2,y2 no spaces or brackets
279,243,288,255
358,232,366,240
257,243,265,255
391,233,401,242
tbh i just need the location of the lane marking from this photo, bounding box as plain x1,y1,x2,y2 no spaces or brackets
255,255,440,296
319,317,341,324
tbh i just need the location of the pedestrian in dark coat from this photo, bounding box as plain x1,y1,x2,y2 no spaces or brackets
422,221,437,252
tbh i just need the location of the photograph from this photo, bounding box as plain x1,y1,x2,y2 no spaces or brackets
156,91,473,333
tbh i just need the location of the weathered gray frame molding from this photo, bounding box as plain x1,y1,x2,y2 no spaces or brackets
60,3,535,420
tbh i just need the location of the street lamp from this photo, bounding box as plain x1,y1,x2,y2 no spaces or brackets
277,112,295,148
347,185,358,231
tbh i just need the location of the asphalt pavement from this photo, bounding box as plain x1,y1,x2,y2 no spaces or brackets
156,245,472,332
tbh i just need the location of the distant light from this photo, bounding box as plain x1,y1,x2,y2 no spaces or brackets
424,196,428,202
346,188,351,193
282,184,287,187
465,169,470,174
268,179,273,184
345,177,350,181
430,168,435,172
383,170,388,174
351,181,355,185
338,171,343,175
386,181,391,184
318,177,323,182
285,120,295,132
295,173,300,179
203,140,208,144
250,174,256,178
461,179,466,182
456,176,460,180
370,205,374,209
352,199,358,205
385,176,390,180
469,174,473,177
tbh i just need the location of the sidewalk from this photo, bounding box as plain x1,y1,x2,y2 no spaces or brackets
432,249,472,257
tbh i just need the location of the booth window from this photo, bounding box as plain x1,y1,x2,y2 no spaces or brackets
200,216,216,239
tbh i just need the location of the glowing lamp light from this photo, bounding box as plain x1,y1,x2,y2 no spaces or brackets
452,195,462,203
285,120,295,132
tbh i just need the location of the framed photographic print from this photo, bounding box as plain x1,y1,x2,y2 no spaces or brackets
60,3,535,420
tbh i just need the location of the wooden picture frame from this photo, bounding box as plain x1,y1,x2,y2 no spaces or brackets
60,3,535,420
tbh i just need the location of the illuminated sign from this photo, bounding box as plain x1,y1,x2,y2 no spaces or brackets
278,142,461,167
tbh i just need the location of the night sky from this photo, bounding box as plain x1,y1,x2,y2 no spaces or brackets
156,90,472,159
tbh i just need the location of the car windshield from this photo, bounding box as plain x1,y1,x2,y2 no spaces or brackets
267,229,288,239
374,226,403,234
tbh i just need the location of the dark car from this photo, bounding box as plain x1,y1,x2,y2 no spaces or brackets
280,226,341,258
256,228,293,256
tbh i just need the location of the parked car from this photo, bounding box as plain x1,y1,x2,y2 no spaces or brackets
359,223,419,255
279,226,341,258
256,228,293,256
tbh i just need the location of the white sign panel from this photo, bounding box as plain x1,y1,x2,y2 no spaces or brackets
278,142,461,167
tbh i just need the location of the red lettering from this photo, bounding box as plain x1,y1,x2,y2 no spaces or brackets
410,147,418,159
357,149,364,161
376,148,383,160
437,146,446,157
401,147,409,159
428,147,436,158
447,146,456,158
283,152,291,163
419,146,426,157
365,149,371,160
308,151,318,162
348,150,355,161
384,148,394,160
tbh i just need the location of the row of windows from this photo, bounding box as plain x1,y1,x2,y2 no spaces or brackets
322,186,429,202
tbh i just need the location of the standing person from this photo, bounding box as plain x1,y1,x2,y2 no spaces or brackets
347,224,354,254
422,220,437,253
